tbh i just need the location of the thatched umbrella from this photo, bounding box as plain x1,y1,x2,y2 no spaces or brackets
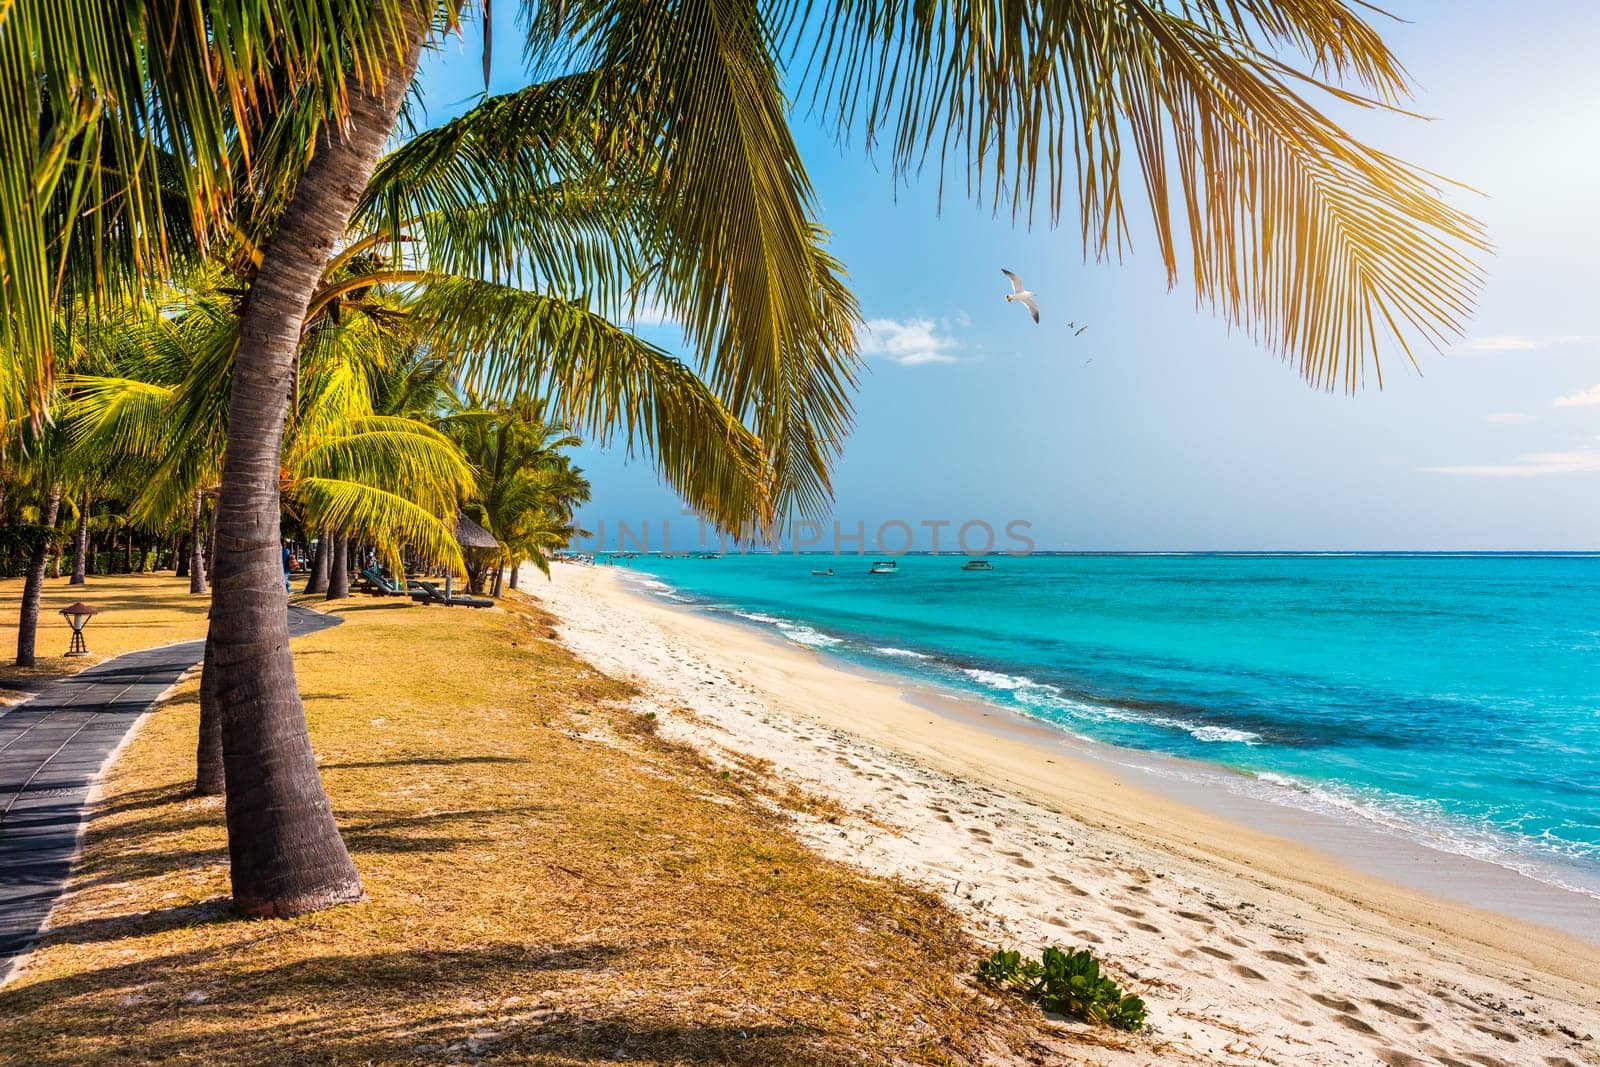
453,512,501,596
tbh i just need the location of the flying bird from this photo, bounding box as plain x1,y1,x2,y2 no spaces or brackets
1074,324,1088,337
1000,269,1039,324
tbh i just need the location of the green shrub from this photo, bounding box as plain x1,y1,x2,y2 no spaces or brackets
977,946,1147,1032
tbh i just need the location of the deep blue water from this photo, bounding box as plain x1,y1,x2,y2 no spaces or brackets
609,552,1600,897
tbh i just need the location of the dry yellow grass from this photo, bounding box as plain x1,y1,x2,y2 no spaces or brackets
0,573,212,704
0,592,1029,1064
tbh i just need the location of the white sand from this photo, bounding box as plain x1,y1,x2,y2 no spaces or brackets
525,562,1600,1066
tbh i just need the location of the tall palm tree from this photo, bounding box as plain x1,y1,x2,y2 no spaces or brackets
67,283,478,795
442,397,592,592
3,1,1488,918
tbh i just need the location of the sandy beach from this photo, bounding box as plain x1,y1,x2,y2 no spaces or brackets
527,562,1600,1067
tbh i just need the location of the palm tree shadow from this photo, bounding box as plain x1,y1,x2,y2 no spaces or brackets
320,755,526,771
2,938,829,1065
35,897,237,948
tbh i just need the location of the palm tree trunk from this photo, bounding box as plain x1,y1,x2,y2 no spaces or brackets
508,563,520,590
205,501,218,583
176,533,191,578
304,530,329,594
69,506,89,585
326,534,350,600
15,483,62,667
207,0,430,919
189,489,209,595
196,636,224,795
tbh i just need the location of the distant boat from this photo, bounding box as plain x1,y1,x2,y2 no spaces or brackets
961,559,994,571
811,568,834,576
869,560,898,574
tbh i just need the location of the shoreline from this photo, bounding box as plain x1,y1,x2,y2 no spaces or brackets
613,563,1600,934
530,561,1600,1066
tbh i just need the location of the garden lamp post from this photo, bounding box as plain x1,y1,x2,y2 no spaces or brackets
59,602,98,657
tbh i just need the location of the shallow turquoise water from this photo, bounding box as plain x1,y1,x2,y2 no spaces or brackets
610,553,1600,896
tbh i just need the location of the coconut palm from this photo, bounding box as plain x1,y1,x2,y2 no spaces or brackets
442,397,592,593
3,1,1490,918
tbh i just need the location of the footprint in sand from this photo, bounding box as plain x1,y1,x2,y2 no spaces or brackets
1230,963,1266,981
1333,1013,1379,1035
1129,920,1161,934
1073,929,1103,944
1110,905,1146,919
1174,909,1215,926
1375,1049,1430,1067
1367,998,1422,1021
1311,993,1360,1014
1262,950,1305,966
1470,1023,1520,1044
1366,976,1405,990
1198,945,1235,961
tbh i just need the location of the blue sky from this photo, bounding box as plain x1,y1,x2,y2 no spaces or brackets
416,2,1600,551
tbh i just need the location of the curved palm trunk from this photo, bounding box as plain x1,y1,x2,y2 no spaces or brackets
189,489,209,595
325,535,350,600
196,637,225,795
303,530,329,594
69,507,88,585
15,483,62,667
209,4,430,919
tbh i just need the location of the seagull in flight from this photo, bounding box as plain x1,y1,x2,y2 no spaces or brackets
1000,269,1039,324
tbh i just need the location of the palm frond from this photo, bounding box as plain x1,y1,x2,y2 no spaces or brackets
0,0,437,422
292,476,465,572
523,1,864,519
779,0,1485,389
415,276,772,532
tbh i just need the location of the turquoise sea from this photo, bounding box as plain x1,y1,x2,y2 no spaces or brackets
610,552,1600,899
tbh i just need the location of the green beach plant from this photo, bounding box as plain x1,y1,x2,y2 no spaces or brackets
978,945,1148,1032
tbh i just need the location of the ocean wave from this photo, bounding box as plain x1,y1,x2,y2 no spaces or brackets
876,646,932,659
733,610,782,624
1248,772,1600,899
962,668,1044,691
999,681,1261,745
1182,724,1261,744
775,622,843,647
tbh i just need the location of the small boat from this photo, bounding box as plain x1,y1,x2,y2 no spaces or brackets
811,568,834,576
869,560,898,574
961,559,994,571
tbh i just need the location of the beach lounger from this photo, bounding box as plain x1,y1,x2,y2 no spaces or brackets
358,566,419,598
412,579,494,609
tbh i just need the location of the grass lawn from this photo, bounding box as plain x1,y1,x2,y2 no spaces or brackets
0,590,1028,1064
0,573,213,705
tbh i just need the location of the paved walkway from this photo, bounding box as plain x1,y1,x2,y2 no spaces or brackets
0,605,340,982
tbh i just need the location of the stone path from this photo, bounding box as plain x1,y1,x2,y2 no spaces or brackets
0,605,340,982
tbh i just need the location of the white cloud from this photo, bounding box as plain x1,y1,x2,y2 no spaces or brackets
1456,334,1594,353
1459,335,1541,352
859,317,960,366
1484,412,1535,424
1555,384,1600,408
1425,450,1600,477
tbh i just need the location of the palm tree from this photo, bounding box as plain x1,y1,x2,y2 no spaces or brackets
442,398,591,593
4,1,1489,918
67,282,477,794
